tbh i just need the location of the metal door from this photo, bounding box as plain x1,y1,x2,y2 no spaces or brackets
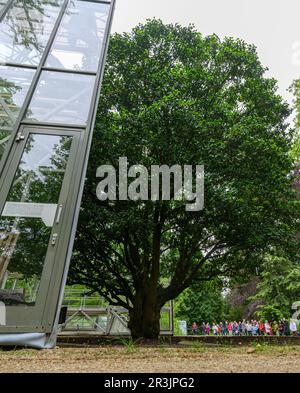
0,125,80,332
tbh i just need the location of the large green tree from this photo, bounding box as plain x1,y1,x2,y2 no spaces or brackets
69,20,299,339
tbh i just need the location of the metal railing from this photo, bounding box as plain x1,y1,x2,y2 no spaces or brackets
60,288,174,335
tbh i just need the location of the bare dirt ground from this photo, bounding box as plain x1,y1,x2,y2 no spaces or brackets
0,345,300,373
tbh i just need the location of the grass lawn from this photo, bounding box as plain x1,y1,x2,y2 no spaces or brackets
0,344,300,373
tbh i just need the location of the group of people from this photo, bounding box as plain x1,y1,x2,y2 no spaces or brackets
191,319,299,336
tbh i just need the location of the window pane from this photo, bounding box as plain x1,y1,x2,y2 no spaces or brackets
0,0,8,13
46,1,110,72
0,134,72,305
26,71,95,125
0,66,35,162
0,0,63,66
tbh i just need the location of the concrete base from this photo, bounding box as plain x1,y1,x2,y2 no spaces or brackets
56,333,300,347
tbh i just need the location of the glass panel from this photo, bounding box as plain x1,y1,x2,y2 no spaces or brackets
46,1,109,72
26,71,95,125
0,133,72,306
0,0,63,66
0,0,8,14
0,66,35,162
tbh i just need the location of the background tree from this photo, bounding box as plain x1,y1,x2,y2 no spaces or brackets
249,255,300,321
224,276,262,321
223,78,300,323
291,79,300,198
175,279,225,330
69,20,300,339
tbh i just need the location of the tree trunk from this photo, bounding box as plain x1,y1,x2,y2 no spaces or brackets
128,290,161,340
128,204,163,340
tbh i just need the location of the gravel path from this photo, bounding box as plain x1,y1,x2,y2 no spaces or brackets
0,346,300,373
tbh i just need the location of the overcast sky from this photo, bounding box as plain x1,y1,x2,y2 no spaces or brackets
111,0,300,111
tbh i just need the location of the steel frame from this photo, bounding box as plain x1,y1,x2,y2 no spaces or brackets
0,0,13,21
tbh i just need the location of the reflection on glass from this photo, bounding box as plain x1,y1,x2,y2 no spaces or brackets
26,71,95,125
0,0,63,66
0,134,72,305
0,0,8,14
0,66,35,162
46,1,109,72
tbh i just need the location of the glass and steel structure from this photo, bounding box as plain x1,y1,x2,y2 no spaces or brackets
0,0,115,348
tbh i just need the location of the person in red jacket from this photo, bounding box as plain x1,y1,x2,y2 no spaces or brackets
228,322,233,336
259,321,264,336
